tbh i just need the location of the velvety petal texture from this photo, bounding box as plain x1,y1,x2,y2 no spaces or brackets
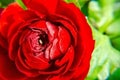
0,0,94,80
0,8,3,17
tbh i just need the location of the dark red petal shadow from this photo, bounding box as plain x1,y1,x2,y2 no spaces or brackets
0,47,26,80
0,8,3,17
0,33,8,50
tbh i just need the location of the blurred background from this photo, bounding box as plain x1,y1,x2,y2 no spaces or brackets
0,0,120,80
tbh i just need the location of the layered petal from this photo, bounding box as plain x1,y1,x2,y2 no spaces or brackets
22,0,59,15
0,46,26,80
0,33,8,50
58,27,71,53
0,3,23,38
57,1,95,79
0,8,3,17
57,0,93,41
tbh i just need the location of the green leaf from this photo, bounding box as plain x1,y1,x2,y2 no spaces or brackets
88,0,120,51
16,0,26,10
0,0,14,8
106,19,120,37
105,18,120,51
108,68,120,80
111,37,120,51
85,22,120,80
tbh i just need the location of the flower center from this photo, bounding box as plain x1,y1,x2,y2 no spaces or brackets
38,33,48,46
27,29,49,53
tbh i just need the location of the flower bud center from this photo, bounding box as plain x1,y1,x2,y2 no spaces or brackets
38,33,48,46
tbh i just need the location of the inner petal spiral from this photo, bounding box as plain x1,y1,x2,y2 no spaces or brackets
27,29,49,54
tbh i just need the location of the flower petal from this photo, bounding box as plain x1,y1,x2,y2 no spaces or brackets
8,30,20,61
15,56,39,77
22,40,50,70
72,39,94,79
57,1,94,40
7,10,39,40
49,38,61,60
22,0,59,14
56,20,77,46
0,8,3,17
58,26,71,53
0,3,23,38
0,33,8,50
0,47,26,80
57,1,95,79
46,21,58,41
55,46,74,74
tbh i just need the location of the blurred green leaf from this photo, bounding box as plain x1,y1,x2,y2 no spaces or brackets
108,68,120,80
106,19,120,37
111,37,120,51
16,0,26,10
85,22,120,80
0,0,14,8
88,0,120,51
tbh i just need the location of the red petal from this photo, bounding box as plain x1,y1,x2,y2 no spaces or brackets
22,40,50,70
57,1,93,41
50,76,60,80
0,3,23,38
46,22,58,41
25,75,49,80
22,0,59,14
0,8,3,14
0,47,26,80
15,56,39,77
0,33,8,50
72,40,94,79
30,20,48,32
8,30,20,61
50,75,70,80
49,38,61,60
56,20,77,46
7,10,38,40
38,65,65,75
25,54,51,70
17,48,31,70
55,46,74,74
57,1,95,79
45,44,52,59
58,27,71,53
0,74,6,80
48,14,77,46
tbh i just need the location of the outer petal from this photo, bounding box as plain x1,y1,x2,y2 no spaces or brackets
7,10,39,40
22,0,59,14
0,3,38,40
0,3,23,38
57,1,93,40
74,39,94,79
0,8,3,16
0,33,8,50
57,1,95,79
0,46,26,80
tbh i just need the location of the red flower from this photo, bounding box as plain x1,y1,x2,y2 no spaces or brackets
0,8,3,16
0,0,94,80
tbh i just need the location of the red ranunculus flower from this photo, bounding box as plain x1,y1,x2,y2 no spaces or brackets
0,0,94,80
